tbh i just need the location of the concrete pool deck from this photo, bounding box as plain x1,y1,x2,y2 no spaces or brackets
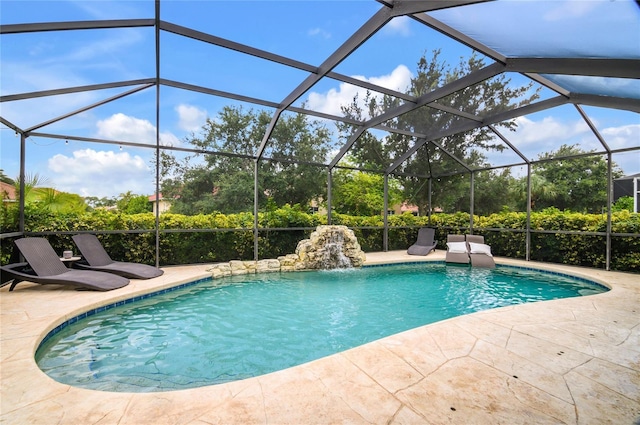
1,251,639,424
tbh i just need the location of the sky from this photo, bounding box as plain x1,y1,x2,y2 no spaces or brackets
1,0,639,199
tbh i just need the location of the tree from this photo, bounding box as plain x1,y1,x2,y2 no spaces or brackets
162,106,334,214
116,191,152,214
0,169,14,185
14,172,48,203
9,173,87,213
338,50,540,214
612,196,634,212
34,188,87,214
331,169,403,216
84,196,117,210
515,173,559,211
473,168,520,215
532,144,623,212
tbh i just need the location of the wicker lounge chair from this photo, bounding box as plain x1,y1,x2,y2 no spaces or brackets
0,237,129,291
72,234,164,279
445,234,470,265
466,234,496,268
407,227,437,256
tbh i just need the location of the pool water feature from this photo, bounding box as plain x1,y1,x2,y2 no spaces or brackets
35,263,607,392
319,230,351,269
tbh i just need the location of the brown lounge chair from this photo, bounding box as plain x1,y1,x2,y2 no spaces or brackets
466,234,496,268
72,234,164,279
445,234,470,265
0,237,129,291
407,227,437,256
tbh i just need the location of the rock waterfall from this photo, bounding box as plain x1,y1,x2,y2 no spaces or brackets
295,225,366,270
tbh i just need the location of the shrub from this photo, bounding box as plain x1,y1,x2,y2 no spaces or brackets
1,207,637,272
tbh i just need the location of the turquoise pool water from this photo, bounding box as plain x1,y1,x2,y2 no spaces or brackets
35,263,607,392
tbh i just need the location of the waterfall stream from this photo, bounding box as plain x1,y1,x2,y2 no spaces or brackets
319,231,352,269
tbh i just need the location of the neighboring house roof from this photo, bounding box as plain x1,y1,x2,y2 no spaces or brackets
399,202,419,214
0,182,16,200
148,193,163,202
149,191,185,202
614,173,640,181
396,202,443,213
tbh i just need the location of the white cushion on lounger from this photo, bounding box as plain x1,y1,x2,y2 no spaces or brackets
446,241,468,253
469,242,492,257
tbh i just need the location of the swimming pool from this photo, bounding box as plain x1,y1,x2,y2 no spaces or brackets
35,263,607,392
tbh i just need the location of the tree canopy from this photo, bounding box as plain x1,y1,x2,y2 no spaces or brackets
116,191,152,214
337,50,540,214
0,170,14,185
157,52,623,218
531,144,624,213
161,106,333,215
331,168,403,216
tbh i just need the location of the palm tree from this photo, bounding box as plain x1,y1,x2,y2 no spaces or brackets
14,172,49,203
519,174,558,210
0,169,15,185
13,173,87,213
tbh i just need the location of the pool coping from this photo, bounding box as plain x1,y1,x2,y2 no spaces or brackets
2,251,639,424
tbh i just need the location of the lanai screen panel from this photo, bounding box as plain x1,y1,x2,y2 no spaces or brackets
428,0,639,59
462,131,525,170
500,104,609,164
160,1,378,66
159,31,311,103
1,0,639,211
428,0,640,107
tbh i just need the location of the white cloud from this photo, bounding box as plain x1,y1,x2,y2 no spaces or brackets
602,123,640,150
96,113,180,147
604,124,640,174
489,116,639,175
48,148,153,198
509,115,590,153
0,62,97,127
0,21,149,130
176,104,207,132
308,27,331,39
510,115,640,157
367,65,413,92
5,29,144,91
306,65,413,118
382,16,412,37
52,30,143,64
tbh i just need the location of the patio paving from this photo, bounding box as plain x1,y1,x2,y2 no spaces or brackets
1,251,639,424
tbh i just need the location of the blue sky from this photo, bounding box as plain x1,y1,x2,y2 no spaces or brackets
1,0,639,199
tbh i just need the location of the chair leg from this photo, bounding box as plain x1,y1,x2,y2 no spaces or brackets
9,279,21,291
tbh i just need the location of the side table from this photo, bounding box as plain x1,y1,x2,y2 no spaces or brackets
59,256,82,268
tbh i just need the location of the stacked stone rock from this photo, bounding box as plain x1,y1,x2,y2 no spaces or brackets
207,225,366,279
209,259,280,278
295,225,366,269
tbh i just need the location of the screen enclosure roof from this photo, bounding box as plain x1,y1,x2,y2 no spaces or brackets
1,0,639,181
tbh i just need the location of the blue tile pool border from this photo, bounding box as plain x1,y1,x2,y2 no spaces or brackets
38,276,213,348
363,261,609,291
37,262,609,348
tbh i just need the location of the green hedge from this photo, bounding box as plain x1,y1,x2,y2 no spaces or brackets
1,205,638,272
